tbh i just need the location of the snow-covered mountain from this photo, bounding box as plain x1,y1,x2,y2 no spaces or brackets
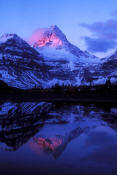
28,25,103,87
99,51,117,83
0,26,117,89
0,33,41,60
0,33,51,89
29,25,97,58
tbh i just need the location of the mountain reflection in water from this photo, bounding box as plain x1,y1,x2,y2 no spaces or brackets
0,101,117,175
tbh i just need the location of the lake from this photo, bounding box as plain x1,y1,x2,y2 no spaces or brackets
0,101,117,175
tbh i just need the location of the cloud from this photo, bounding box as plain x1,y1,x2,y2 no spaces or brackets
80,19,117,40
80,19,117,53
83,37,117,53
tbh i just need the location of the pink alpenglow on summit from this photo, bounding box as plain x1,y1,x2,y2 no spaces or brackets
29,25,67,49
29,25,97,59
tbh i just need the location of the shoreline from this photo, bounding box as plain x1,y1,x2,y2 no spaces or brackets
0,92,117,104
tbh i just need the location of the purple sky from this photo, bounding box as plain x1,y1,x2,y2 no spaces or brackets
1,0,117,57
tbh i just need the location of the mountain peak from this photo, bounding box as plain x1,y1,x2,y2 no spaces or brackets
1,33,17,38
29,25,68,49
0,33,18,43
29,25,97,59
0,33,33,48
49,25,59,30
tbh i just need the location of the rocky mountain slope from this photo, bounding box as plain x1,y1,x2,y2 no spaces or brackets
0,34,50,89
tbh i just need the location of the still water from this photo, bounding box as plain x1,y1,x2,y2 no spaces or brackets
0,101,117,175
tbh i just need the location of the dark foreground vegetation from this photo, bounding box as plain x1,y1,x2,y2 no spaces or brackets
0,79,117,103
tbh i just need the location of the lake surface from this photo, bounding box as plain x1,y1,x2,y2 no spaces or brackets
0,101,117,175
